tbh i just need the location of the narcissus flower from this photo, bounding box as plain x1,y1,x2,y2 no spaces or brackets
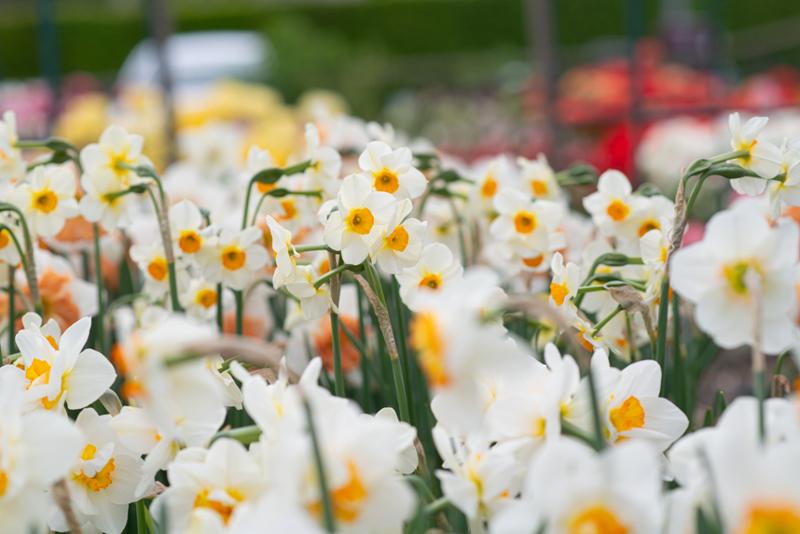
671,207,798,353
10,164,78,237
170,199,207,259
549,252,580,309
0,111,25,183
582,170,641,238
357,141,427,200
518,153,561,201
15,314,115,412
322,173,396,265
51,408,144,534
727,112,776,196
371,199,427,275
79,125,149,229
197,226,269,290
397,242,463,311
490,188,564,255
0,369,83,533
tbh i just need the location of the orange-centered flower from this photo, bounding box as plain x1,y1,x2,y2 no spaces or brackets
221,245,246,271
385,226,409,252
606,200,630,222
345,208,375,235
514,211,537,234
179,230,202,253
373,168,399,194
31,189,58,213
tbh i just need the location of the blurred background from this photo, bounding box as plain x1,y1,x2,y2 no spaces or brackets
3,0,800,190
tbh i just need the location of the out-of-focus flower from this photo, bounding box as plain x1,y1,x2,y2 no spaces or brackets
728,112,777,196
10,164,78,237
0,111,26,183
397,242,463,311
671,206,798,353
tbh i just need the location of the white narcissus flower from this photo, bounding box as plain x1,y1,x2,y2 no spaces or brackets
549,252,580,308
584,349,688,451
197,226,268,290
15,314,116,412
582,170,642,237
0,211,21,265
304,123,342,195
358,140,427,200
490,188,564,255
170,199,207,258
180,277,223,320
0,368,83,533
518,153,562,201
671,207,798,353
434,427,522,524
469,155,516,215
628,194,674,242
151,438,265,533
763,138,800,217
397,242,463,311
10,164,78,237
79,125,148,229
0,111,25,183
51,408,144,534
727,112,777,196
371,199,427,275
491,438,664,534
322,173,396,265
130,241,187,300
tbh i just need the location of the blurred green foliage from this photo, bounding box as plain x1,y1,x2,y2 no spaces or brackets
1,0,800,116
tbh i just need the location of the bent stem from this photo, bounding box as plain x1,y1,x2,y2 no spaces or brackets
586,365,606,450
353,271,411,423
0,203,42,314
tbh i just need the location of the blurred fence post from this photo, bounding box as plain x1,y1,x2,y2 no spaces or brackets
525,0,560,166
144,0,177,164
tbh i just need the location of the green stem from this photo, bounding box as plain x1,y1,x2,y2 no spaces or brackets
591,305,623,336
0,204,41,313
586,366,606,450
391,276,412,422
314,263,351,289
302,396,336,533
561,419,600,450
424,497,450,515
216,283,224,332
211,424,262,444
233,290,244,336
92,224,107,355
330,311,345,396
7,264,15,356
293,244,331,254
655,277,670,376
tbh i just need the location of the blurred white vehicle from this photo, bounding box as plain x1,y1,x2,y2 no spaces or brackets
117,31,271,99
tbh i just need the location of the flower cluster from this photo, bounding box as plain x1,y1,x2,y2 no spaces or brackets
2,102,800,534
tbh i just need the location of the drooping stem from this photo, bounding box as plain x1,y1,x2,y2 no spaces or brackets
92,224,107,355
0,204,42,314
353,271,411,423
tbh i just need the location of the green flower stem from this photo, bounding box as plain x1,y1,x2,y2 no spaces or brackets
591,305,623,337
233,289,244,336
241,161,312,229
7,264,15,356
216,283,224,333
326,253,346,397
573,254,643,307
293,244,331,254
249,189,322,227
561,419,601,450
313,262,352,289
92,224,107,355
424,497,450,515
211,424,262,445
302,395,336,533
0,204,42,314
754,368,767,442
391,276,412,418
586,365,606,450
